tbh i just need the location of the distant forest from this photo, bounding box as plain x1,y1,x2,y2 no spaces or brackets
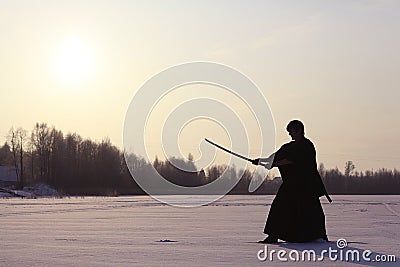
1,123,399,195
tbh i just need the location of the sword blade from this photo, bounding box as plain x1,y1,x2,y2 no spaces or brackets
204,138,252,162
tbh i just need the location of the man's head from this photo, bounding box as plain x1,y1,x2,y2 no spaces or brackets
286,120,305,141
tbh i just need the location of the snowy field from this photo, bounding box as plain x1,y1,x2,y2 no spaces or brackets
0,195,398,266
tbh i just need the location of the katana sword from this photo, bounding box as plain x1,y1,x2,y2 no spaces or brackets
204,138,270,167
204,138,253,162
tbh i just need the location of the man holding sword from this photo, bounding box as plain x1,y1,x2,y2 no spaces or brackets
252,120,330,243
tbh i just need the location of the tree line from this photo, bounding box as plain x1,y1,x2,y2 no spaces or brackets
1,123,399,195
1,123,137,195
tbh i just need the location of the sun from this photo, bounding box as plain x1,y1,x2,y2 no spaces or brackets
54,37,95,85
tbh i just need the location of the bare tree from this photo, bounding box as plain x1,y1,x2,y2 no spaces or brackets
7,128,19,185
31,123,53,182
7,127,27,189
344,161,355,177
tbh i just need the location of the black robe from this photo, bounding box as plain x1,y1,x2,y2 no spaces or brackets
264,138,328,242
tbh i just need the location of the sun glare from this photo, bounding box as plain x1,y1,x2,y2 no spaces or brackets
54,37,95,85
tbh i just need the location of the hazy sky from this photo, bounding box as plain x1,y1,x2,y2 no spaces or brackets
1,0,399,171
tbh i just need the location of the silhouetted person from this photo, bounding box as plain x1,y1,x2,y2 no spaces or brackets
253,120,331,243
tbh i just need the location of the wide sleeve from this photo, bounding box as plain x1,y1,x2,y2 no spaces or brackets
273,143,291,162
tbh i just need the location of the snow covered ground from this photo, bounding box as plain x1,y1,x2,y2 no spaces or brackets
0,184,62,198
0,195,398,266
